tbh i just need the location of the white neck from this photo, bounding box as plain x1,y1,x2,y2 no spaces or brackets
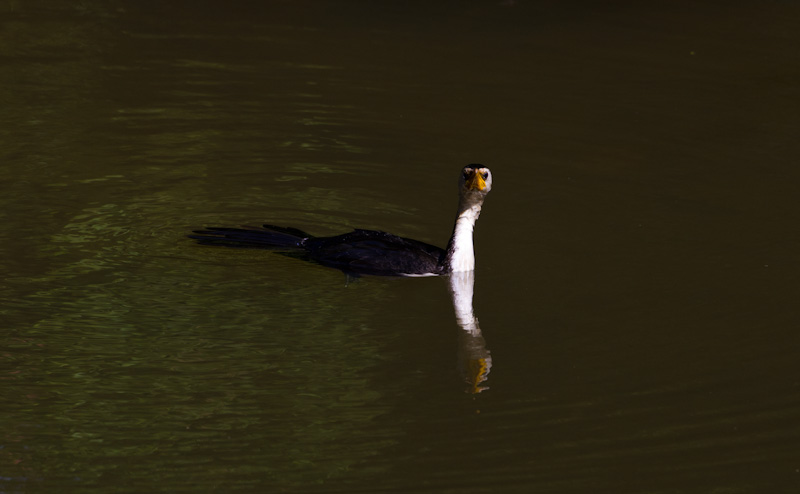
445,202,482,272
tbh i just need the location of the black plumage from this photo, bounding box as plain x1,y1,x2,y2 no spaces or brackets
191,226,445,276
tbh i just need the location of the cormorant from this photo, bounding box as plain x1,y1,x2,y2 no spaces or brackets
190,165,492,277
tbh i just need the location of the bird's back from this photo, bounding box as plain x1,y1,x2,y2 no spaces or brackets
305,229,446,276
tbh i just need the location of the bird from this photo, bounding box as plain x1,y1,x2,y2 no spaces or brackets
189,164,492,277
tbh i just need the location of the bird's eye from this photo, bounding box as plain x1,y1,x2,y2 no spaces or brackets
481,172,489,180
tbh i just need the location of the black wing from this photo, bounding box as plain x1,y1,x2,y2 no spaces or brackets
305,229,445,276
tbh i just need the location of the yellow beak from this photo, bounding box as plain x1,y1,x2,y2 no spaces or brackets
465,171,486,191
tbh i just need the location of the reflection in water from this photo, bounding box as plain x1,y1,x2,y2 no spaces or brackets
449,271,491,394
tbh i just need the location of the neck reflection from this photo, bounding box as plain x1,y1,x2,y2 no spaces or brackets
448,270,492,393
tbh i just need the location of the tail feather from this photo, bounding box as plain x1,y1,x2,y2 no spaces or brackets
189,224,310,249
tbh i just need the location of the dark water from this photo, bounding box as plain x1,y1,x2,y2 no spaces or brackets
2,1,799,492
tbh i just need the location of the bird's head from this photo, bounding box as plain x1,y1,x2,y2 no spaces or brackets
459,165,492,199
